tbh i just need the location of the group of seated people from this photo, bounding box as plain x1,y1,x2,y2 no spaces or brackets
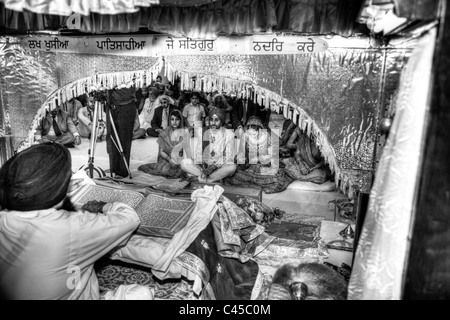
35,91,105,148
4,77,334,300
34,75,330,193
139,105,331,194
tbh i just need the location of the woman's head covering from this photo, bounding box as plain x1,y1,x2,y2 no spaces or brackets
209,107,226,124
0,143,72,211
246,116,264,129
169,109,185,129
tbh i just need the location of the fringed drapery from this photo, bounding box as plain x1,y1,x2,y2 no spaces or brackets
1,0,368,37
81,0,277,38
0,2,66,31
0,0,221,16
19,59,163,152
163,61,340,189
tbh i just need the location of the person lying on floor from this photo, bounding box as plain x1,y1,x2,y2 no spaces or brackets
180,107,237,183
138,109,188,178
282,126,330,184
35,102,81,148
0,143,152,300
223,115,293,193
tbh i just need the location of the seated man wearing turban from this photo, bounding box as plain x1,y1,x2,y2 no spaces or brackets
35,102,82,148
180,108,237,183
0,143,151,300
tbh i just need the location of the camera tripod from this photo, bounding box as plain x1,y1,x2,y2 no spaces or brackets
79,99,132,179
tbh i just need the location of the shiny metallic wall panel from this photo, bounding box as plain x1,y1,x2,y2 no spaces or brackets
0,36,58,147
0,36,411,179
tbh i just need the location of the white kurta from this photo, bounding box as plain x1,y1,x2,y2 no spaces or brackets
139,98,157,130
0,203,140,300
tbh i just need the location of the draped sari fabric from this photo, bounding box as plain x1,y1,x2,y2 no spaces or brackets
348,28,436,300
224,124,294,194
184,219,261,300
138,109,188,179
281,126,328,183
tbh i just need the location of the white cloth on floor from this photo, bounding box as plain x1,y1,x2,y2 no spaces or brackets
151,186,223,281
101,284,154,300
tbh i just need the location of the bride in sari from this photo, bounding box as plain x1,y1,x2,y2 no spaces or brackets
224,116,293,193
138,109,189,178
282,126,329,184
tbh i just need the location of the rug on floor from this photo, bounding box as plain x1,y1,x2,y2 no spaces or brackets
95,259,197,300
95,214,328,300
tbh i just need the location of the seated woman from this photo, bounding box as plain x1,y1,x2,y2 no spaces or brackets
138,109,188,178
224,116,293,193
281,126,329,184
267,107,297,159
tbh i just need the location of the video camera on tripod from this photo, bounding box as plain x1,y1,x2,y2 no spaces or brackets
79,88,109,178
92,89,108,103
80,87,132,179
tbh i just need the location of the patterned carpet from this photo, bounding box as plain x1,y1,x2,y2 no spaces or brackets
95,259,197,300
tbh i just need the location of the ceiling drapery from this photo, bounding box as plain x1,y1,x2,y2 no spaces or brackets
0,0,222,16
1,0,369,37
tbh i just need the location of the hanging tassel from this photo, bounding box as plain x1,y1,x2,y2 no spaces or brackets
306,121,312,137
293,108,299,125
283,103,288,118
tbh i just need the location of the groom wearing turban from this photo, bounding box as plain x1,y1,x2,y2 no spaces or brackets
180,107,237,183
